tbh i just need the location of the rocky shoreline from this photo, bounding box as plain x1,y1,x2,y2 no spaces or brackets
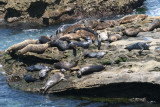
1,14,160,102
0,0,145,29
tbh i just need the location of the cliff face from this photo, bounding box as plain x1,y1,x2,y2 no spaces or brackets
0,0,145,25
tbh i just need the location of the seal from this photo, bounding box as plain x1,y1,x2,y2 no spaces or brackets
49,39,77,56
6,39,38,53
56,24,85,35
77,65,105,78
18,43,49,54
142,19,160,31
123,27,142,37
84,51,106,59
24,75,38,83
41,72,66,93
69,27,101,50
39,68,53,80
69,36,92,49
125,42,150,54
108,34,122,43
54,60,78,71
119,14,148,24
59,33,81,41
155,47,160,54
26,65,51,72
39,35,51,44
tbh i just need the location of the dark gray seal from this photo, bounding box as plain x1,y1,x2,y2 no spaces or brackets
125,42,150,54
49,39,77,56
69,36,92,49
39,35,51,44
24,75,38,83
84,51,106,59
26,65,51,72
41,72,66,93
77,65,105,78
39,68,53,80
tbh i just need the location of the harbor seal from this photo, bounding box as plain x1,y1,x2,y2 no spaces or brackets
125,42,150,54
77,65,105,78
49,39,77,56
108,34,122,43
26,65,51,72
41,72,66,93
6,39,38,52
39,68,53,80
84,51,106,59
38,35,51,44
24,75,38,83
69,36,92,49
54,60,78,71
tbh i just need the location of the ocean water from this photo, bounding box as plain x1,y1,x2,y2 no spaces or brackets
0,0,160,106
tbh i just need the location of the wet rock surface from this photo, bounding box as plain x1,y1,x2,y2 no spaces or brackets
0,0,145,28
1,14,160,102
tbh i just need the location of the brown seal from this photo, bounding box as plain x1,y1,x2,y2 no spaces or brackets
18,43,49,54
123,27,143,37
6,39,38,52
119,14,148,24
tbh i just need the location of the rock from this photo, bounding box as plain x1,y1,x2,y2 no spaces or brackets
0,0,146,27
2,15,160,102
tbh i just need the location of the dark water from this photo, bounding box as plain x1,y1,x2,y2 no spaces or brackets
0,0,160,106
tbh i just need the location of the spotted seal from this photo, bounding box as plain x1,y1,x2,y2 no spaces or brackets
54,60,78,71
41,72,66,93
77,65,105,78
26,65,51,72
39,68,53,80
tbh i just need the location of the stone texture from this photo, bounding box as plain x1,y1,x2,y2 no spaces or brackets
0,0,145,26
2,15,160,101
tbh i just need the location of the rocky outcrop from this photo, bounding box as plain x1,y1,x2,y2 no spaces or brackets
2,14,160,102
0,0,145,27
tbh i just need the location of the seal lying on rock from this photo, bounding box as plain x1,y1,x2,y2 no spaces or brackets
6,39,38,52
54,60,79,71
84,51,106,59
56,24,84,35
143,19,160,31
18,43,49,54
24,75,38,83
39,68,53,80
123,28,143,37
41,72,66,93
108,34,122,43
59,33,81,41
49,39,77,56
125,42,150,54
39,35,51,44
77,65,105,78
69,36,92,49
26,65,51,72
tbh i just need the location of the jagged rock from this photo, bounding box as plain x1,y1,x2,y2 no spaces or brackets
0,0,145,26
